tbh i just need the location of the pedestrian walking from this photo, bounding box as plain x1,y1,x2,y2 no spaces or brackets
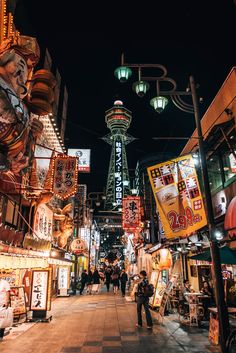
0,278,11,340
79,269,88,295
86,270,93,295
136,270,153,329
105,267,112,292
92,268,100,293
120,269,128,297
111,269,120,294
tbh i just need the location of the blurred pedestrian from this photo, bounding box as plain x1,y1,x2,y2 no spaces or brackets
105,267,112,292
80,269,88,295
112,269,120,295
120,269,128,297
87,270,93,295
92,268,100,293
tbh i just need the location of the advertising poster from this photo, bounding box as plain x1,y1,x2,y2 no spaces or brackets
52,155,78,200
33,204,53,241
10,286,27,316
148,154,207,239
122,196,141,231
68,149,91,172
30,269,51,311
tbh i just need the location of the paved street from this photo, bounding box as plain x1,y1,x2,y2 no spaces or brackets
0,290,220,353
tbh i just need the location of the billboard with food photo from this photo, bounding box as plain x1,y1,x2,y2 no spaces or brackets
148,154,207,239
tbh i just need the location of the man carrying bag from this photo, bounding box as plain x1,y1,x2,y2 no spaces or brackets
0,278,12,340
136,270,153,329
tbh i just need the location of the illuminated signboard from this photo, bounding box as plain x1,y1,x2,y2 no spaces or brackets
33,204,53,241
30,269,52,311
52,155,78,200
148,154,207,239
68,149,91,173
122,196,141,230
115,137,123,206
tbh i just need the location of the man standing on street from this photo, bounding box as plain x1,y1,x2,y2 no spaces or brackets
120,269,128,297
80,269,88,295
136,270,153,329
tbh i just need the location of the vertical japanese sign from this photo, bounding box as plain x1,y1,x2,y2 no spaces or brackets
33,204,53,241
74,184,87,227
30,269,51,311
58,267,69,290
115,137,123,206
148,154,207,239
122,196,141,230
52,155,78,200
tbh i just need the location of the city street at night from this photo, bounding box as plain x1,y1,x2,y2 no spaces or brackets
0,1,236,353
0,290,220,353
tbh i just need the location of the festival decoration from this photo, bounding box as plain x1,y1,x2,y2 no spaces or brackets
51,155,78,200
148,154,207,239
122,196,141,231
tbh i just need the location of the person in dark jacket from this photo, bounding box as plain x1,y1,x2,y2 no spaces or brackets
112,269,120,294
136,270,153,329
80,269,88,295
87,270,93,295
120,269,128,297
105,267,112,292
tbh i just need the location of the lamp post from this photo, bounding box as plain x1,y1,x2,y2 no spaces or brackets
115,55,229,352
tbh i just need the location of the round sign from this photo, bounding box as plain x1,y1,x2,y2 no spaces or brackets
70,238,86,255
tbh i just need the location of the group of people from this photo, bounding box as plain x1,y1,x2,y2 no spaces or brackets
79,266,129,297
79,268,153,329
179,279,214,320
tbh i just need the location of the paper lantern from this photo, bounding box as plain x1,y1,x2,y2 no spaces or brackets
158,248,172,270
225,196,236,238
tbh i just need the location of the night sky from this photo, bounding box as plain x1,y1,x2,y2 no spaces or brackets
14,0,236,192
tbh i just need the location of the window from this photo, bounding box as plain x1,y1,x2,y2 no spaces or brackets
222,150,236,184
208,156,223,192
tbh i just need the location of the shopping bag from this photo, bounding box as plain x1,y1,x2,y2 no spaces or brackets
0,307,13,328
92,284,99,292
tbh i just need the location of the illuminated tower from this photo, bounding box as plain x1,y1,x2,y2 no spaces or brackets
102,100,135,210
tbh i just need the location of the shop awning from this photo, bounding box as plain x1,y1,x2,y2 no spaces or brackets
189,246,236,264
225,196,236,237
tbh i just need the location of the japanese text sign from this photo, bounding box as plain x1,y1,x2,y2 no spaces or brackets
33,204,53,241
30,269,51,311
122,196,141,230
147,154,207,239
115,137,123,206
52,155,78,200
68,149,91,173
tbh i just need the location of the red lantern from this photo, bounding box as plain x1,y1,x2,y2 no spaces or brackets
158,248,172,270
225,196,236,237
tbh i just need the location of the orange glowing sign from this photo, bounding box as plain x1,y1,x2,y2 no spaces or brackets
122,196,141,230
148,154,207,239
51,155,78,200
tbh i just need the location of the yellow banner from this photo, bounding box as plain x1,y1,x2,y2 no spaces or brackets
147,154,207,239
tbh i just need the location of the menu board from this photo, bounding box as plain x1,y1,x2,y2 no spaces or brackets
10,286,27,316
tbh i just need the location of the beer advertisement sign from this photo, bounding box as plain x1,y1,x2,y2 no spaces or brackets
147,154,207,239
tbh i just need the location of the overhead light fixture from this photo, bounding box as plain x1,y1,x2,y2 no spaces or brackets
150,96,168,113
114,66,132,83
132,80,150,97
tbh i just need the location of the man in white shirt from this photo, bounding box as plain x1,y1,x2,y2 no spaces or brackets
0,278,10,340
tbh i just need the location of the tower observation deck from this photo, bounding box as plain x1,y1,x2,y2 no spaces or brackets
102,100,135,211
